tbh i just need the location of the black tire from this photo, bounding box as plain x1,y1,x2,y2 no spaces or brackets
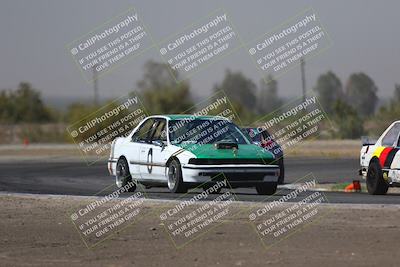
202,184,222,194
167,159,187,193
278,157,285,185
116,158,136,192
366,160,388,195
256,182,277,195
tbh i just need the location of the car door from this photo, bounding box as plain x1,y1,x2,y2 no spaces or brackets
139,118,169,182
128,118,155,180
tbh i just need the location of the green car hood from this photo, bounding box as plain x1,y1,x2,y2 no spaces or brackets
177,143,275,162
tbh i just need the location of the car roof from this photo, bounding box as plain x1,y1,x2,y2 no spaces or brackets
150,114,229,121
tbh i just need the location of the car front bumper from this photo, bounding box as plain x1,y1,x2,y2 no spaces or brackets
181,164,280,185
108,159,117,176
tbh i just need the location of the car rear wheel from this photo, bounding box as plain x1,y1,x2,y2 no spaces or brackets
167,159,187,193
116,158,136,192
256,182,277,195
366,160,388,195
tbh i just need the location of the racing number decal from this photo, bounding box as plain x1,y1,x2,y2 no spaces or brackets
147,148,153,174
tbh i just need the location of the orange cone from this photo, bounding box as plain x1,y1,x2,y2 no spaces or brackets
345,180,361,192
344,183,354,192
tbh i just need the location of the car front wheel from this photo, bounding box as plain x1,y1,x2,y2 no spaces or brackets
167,159,187,193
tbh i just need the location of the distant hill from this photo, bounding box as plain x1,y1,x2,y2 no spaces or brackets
42,94,391,113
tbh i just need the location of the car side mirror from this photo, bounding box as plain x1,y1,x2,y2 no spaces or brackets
152,140,166,148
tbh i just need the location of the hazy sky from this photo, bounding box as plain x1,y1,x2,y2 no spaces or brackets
1,0,399,102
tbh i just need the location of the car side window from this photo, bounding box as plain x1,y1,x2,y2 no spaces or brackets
131,118,155,143
152,119,167,143
382,123,400,147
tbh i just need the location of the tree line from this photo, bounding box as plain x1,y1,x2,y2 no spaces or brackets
0,60,398,140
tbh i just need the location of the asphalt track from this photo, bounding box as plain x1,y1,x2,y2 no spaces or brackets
1,157,400,204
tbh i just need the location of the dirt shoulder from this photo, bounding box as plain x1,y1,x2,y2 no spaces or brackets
0,193,399,267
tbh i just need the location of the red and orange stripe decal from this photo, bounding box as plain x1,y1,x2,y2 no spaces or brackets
383,148,399,168
379,147,392,167
373,147,400,168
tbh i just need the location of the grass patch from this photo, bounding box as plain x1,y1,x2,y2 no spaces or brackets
330,183,350,191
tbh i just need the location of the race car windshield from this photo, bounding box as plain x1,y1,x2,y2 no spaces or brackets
244,128,274,143
169,119,251,145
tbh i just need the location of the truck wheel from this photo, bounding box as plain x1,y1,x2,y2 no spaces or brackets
256,182,277,195
278,158,285,185
116,158,136,192
366,160,388,195
167,159,187,193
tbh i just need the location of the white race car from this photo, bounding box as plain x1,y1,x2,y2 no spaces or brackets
360,121,400,194
108,115,280,195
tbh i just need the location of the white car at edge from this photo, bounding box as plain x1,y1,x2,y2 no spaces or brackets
360,121,400,194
